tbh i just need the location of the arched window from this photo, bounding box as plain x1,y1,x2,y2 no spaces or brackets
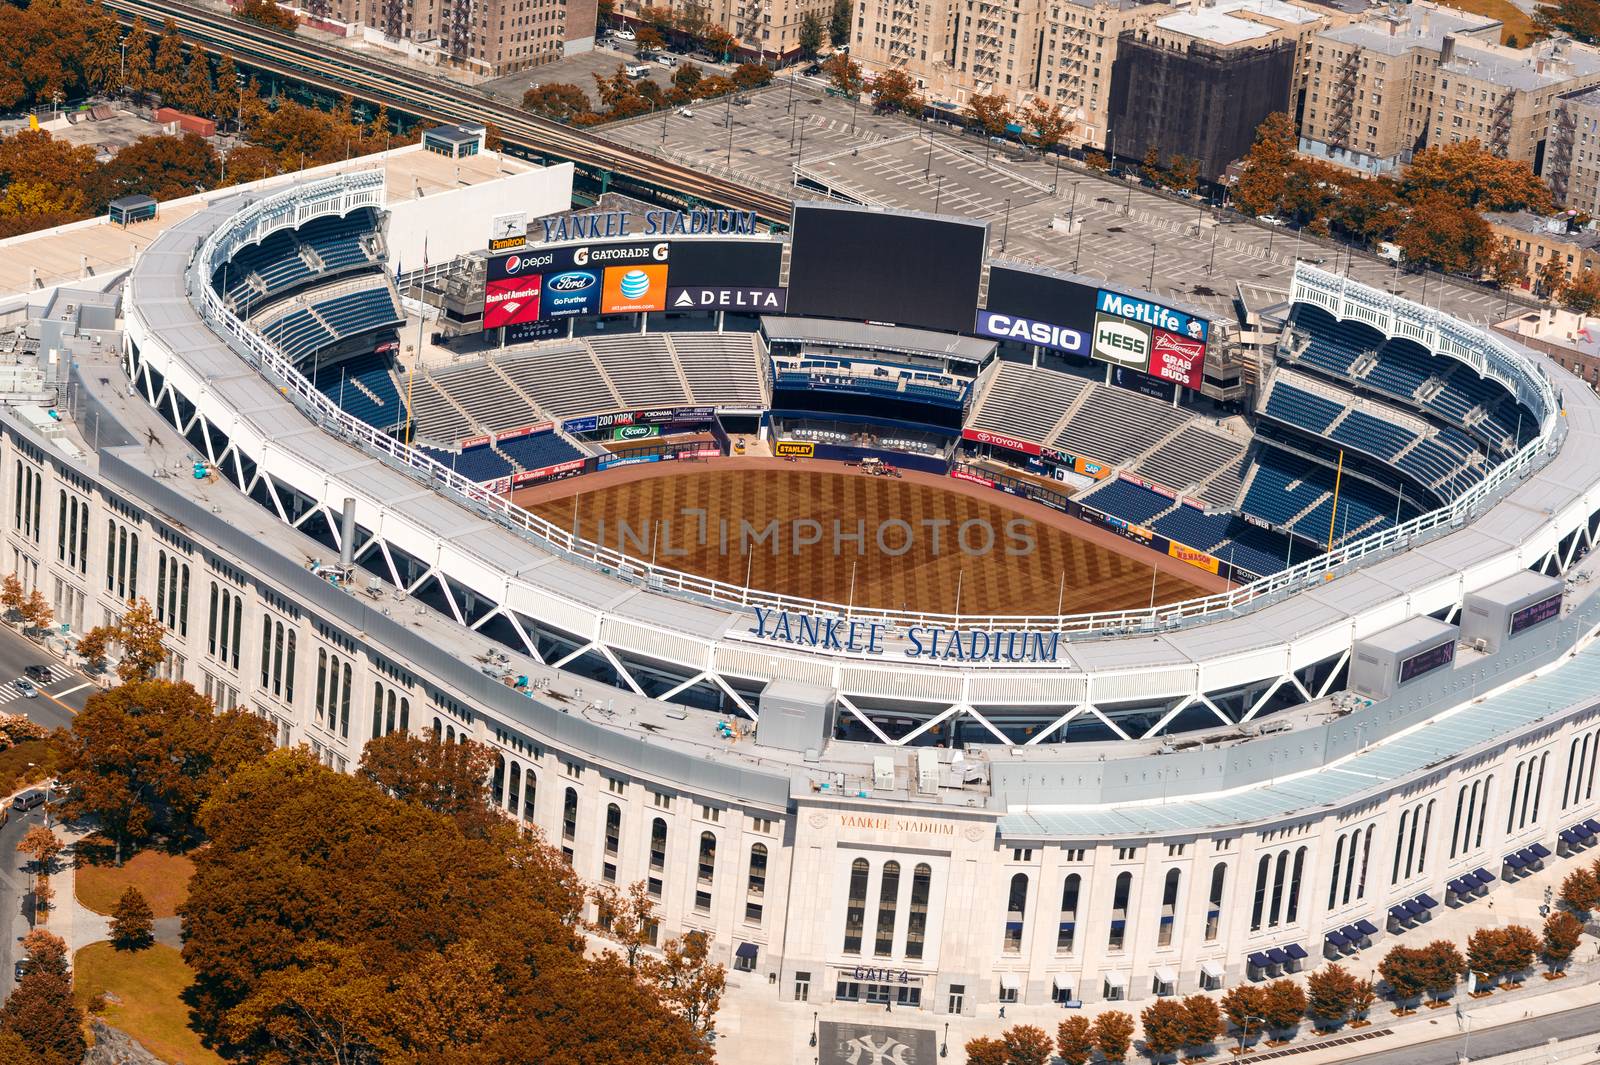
372,681,383,740
1450,785,1468,858
1328,835,1347,911
1251,854,1270,931
748,843,768,895
492,755,505,807
1109,871,1132,950
1269,850,1289,926
605,804,621,856
1476,775,1493,848
1564,737,1581,810
649,817,667,872
1356,826,1374,899
1206,863,1226,941
522,771,536,822
1285,847,1307,924
1392,809,1410,884
1342,830,1359,905
875,861,900,957
385,689,397,735
445,724,455,743
1416,801,1434,873
905,864,932,960
844,858,869,954
507,762,522,817
1529,753,1548,825
399,697,409,733
698,831,717,884
432,715,442,735
1058,874,1081,952
562,787,577,842
1507,761,1525,835
1158,868,1180,947
1004,872,1028,953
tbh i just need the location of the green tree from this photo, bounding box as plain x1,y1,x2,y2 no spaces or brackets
214,52,241,125
1560,866,1600,914
522,81,595,123
1561,269,1600,314
1056,1015,1094,1065
1260,979,1307,1039
672,62,704,97
1180,994,1224,1054
235,0,300,32
1494,924,1540,984
1139,999,1187,1062
732,62,774,89
868,68,922,115
1234,111,1296,219
0,962,84,1065
83,18,124,97
1167,154,1200,194
177,50,216,116
1380,944,1430,1009
1420,940,1467,1003
829,0,852,45
123,17,154,101
1543,910,1583,973
1538,0,1600,41
1092,1011,1136,1064
635,24,666,52
75,597,168,681
798,11,825,59
1020,95,1070,153
964,1036,1008,1065
1401,138,1555,214
1220,984,1267,1044
964,91,1012,142
823,53,864,96
1307,963,1358,1028
180,749,693,1064
58,676,276,863
110,886,155,951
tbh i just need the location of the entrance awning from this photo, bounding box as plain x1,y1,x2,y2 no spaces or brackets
735,942,758,960
1201,960,1225,980
999,972,1021,992
1053,973,1074,992
1154,966,1177,985
1103,971,1127,988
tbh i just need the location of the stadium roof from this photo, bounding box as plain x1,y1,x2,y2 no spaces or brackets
761,316,996,361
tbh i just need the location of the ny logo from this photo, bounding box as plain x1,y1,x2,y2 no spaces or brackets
841,1033,917,1065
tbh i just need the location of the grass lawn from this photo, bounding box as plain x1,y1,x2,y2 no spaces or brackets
73,941,223,1065
1438,0,1537,45
0,738,64,798
75,848,195,918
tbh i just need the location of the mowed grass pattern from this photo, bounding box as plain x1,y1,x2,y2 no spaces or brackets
75,849,194,918
524,467,1205,616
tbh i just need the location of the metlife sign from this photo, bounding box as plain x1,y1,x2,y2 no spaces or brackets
1095,289,1209,343
975,310,1087,356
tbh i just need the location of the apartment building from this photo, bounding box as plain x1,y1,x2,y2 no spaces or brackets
1486,210,1600,288
1298,2,1600,180
325,0,571,74
1108,0,1343,180
615,0,833,59
1546,83,1600,213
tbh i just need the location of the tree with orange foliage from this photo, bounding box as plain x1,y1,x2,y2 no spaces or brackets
1093,1010,1137,1063
358,730,500,838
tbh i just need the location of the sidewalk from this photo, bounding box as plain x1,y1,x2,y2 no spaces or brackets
713,851,1600,1065
47,824,111,953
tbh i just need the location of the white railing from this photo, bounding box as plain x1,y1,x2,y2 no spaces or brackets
184,178,1571,638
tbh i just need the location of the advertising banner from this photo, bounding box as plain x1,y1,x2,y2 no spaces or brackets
562,415,600,434
1167,541,1221,575
1072,456,1111,480
1091,313,1153,372
950,468,996,488
601,264,669,314
613,424,660,441
541,269,602,319
962,427,1043,457
505,320,566,345
1095,288,1209,344
975,310,1089,356
483,274,541,329
492,422,552,443
598,452,664,471
1111,364,1175,402
489,211,528,251
1150,329,1207,390
774,440,815,458
667,286,787,312
512,457,586,486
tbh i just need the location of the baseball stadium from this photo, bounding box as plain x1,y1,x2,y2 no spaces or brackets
7,126,1600,1021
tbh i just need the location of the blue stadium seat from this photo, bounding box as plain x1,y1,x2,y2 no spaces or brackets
1361,340,1435,401
1240,446,1335,528
311,350,405,430
1082,479,1174,525
1217,520,1312,579
1153,506,1233,552
497,432,583,470
1290,305,1379,378
1329,409,1416,460
1264,382,1344,433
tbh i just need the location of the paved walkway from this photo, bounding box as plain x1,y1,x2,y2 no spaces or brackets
712,851,1600,1064
50,825,111,953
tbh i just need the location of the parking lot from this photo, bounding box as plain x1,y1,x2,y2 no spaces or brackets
478,43,678,105
597,80,1530,327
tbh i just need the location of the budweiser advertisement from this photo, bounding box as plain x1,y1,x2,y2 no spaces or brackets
1150,328,1207,391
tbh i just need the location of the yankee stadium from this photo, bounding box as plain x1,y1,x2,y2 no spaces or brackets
5,124,1600,1024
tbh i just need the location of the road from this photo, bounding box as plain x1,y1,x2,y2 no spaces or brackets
96,0,791,222
0,624,95,731
0,801,45,1003
1333,998,1600,1065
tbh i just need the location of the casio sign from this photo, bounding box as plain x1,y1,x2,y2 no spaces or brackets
976,311,1086,355
1094,318,1150,364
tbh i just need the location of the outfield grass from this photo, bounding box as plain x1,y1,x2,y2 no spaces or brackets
0,739,64,799
73,941,223,1065
75,847,195,918
1438,0,1537,45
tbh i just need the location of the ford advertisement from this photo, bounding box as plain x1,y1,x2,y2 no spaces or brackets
540,269,601,318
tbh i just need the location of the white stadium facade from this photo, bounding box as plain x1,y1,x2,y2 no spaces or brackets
13,148,1600,1019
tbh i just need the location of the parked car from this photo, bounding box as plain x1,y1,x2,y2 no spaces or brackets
612,24,636,40
10,789,44,812
1258,214,1288,226
625,63,651,79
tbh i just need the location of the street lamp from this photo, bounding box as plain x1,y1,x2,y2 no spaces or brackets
810,1010,818,1047
999,198,1012,253
1238,1013,1263,1056
941,1022,950,1057
1148,241,1158,290
934,173,947,214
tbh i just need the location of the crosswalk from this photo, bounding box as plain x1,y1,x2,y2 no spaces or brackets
0,665,73,707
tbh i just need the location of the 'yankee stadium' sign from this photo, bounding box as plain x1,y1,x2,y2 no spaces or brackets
747,607,1062,663
540,209,760,244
